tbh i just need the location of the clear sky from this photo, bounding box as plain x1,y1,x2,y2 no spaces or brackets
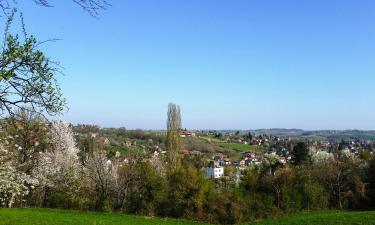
14,0,375,130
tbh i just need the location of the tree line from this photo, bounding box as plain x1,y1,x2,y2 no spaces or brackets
1,108,375,225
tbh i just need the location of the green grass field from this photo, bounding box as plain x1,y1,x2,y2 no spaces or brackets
0,208,209,225
2,208,375,225
197,136,225,143
218,143,252,152
217,143,266,159
248,210,375,225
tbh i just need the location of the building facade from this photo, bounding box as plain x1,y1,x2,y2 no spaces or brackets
205,166,224,179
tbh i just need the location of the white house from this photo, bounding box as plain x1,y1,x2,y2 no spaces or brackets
205,166,224,179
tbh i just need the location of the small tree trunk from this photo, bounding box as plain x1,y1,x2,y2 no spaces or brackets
42,186,50,208
95,190,106,211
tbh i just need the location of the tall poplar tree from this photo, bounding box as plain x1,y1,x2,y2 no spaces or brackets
165,103,181,169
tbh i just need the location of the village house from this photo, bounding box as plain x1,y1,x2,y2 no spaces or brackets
205,166,224,179
219,157,232,166
212,154,224,161
243,150,262,165
180,131,197,137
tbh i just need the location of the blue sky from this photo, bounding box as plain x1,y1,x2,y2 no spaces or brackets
14,0,375,130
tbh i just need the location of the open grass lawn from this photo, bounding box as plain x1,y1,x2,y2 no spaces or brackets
218,143,252,152
3,208,375,225
0,208,209,225
217,143,265,159
197,136,225,143
248,210,375,225
106,144,129,154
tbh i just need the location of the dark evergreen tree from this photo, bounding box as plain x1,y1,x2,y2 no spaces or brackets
291,142,309,166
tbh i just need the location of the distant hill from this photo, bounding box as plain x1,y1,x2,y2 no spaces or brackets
251,129,305,137
248,129,375,141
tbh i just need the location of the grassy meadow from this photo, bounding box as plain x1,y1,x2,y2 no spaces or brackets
0,208,209,225
247,210,375,225
2,208,375,225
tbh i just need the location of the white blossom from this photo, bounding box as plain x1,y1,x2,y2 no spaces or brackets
311,151,334,164
0,146,38,208
34,121,80,189
341,148,352,158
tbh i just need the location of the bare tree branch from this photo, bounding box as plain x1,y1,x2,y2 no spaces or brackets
0,0,110,17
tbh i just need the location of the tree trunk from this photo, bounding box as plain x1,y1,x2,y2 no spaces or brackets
42,186,50,208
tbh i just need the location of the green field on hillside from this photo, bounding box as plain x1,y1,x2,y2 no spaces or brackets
198,136,225,143
248,210,375,225
217,143,266,159
0,208,209,225
218,143,252,151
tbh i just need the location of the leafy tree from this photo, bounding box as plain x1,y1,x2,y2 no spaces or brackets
347,166,368,209
290,142,309,166
240,170,275,219
296,167,329,210
205,188,246,224
318,158,357,209
265,167,293,209
1,109,49,174
366,157,375,207
124,161,167,216
112,150,158,212
0,0,111,117
112,158,139,211
359,150,371,161
85,151,115,211
167,165,210,220
244,132,253,142
0,16,65,117
165,103,181,169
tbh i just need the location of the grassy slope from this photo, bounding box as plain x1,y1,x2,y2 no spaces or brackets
0,208,209,225
217,143,266,159
218,143,251,152
248,210,375,225
217,143,253,159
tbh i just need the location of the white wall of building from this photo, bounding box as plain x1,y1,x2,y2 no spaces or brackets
205,166,224,179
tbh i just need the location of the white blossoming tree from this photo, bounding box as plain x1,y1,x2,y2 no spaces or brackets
311,151,334,164
33,121,81,206
0,146,38,208
341,148,353,158
85,151,116,211
260,153,279,174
